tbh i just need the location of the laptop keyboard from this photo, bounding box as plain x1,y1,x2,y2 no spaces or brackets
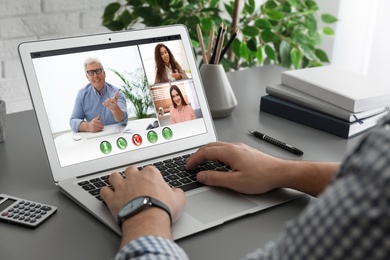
77,153,231,203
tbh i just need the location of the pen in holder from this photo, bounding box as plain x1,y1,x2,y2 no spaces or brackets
200,64,237,118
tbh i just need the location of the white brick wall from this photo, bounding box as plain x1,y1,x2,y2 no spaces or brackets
0,0,113,113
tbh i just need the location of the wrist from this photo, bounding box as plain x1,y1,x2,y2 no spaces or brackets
120,207,172,248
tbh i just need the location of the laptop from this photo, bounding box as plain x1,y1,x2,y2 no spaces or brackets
18,24,301,239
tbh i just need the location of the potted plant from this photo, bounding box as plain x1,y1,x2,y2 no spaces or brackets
101,0,337,71
110,68,154,119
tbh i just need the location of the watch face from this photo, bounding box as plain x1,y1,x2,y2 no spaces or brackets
119,196,148,218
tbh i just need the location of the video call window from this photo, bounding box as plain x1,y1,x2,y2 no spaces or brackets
29,35,207,167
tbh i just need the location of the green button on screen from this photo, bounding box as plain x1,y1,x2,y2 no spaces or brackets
147,131,158,144
117,137,127,150
100,141,112,154
162,127,173,140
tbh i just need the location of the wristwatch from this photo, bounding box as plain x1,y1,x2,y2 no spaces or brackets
117,196,172,228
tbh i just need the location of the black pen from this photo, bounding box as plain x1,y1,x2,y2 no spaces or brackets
218,28,239,63
209,23,223,64
248,130,304,155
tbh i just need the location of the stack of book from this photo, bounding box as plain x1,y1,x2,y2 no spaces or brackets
260,66,390,138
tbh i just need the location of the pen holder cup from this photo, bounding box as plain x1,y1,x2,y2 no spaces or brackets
0,99,6,143
199,64,238,119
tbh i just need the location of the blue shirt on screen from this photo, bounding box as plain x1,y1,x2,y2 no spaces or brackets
69,82,128,132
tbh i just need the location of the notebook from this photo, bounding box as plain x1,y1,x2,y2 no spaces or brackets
18,24,302,240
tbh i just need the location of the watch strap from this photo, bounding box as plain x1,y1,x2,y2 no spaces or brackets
117,196,172,228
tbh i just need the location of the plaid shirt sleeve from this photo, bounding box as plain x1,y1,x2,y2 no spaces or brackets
114,236,189,260
115,114,390,260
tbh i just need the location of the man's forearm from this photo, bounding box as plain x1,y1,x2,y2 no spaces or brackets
112,106,125,122
281,161,339,197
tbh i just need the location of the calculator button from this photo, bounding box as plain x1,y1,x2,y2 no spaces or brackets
40,206,52,211
2,212,8,217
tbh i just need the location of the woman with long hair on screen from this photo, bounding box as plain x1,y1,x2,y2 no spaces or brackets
154,43,188,84
169,85,196,124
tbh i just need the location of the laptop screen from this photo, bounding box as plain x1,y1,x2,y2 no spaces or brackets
19,25,217,182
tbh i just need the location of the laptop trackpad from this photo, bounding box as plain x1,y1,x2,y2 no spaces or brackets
184,188,258,224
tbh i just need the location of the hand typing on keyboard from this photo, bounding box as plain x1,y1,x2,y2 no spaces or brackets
78,153,231,203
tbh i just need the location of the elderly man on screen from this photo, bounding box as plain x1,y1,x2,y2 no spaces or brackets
70,57,128,133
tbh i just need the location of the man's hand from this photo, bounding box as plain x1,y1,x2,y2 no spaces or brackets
186,142,285,194
100,166,185,246
186,142,338,197
81,114,103,132
103,89,120,110
103,90,125,122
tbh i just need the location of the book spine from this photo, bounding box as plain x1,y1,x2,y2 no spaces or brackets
260,95,351,138
266,85,354,122
281,72,357,112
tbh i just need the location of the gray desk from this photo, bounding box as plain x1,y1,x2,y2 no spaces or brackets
0,65,364,259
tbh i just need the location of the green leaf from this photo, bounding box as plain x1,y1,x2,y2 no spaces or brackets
261,29,276,43
201,18,213,32
224,3,234,18
247,38,258,52
160,0,170,11
255,18,272,29
321,14,338,24
239,42,249,61
305,0,319,11
298,45,315,60
102,14,115,25
103,2,121,17
279,40,291,64
210,0,220,8
265,9,284,21
231,38,241,57
315,48,329,62
120,10,133,27
323,26,335,36
263,0,277,10
256,46,263,64
187,16,201,28
264,44,276,61
287,0,298,8
242,26,259,37
306,14,317,37
104,21,125,31
129,0,143,7
290,48,301,68
244,0,255,14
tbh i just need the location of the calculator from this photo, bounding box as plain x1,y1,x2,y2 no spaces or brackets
0,194,57,228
